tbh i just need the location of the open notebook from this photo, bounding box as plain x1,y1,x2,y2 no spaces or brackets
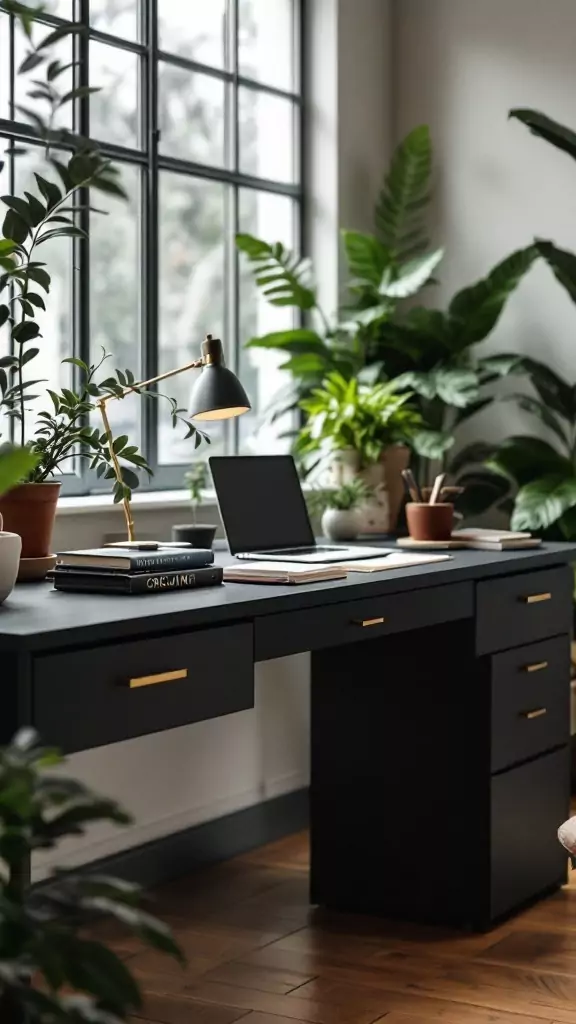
224,552,451,584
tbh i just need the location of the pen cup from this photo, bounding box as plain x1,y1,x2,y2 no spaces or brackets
406,502,454,542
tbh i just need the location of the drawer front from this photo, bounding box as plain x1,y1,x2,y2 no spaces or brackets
491,746,569,921
33,623,254,753
491,636,570,773
255,581,473,661
476,566,573,655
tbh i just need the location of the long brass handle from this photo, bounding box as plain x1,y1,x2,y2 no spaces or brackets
521,592,552,604
521,707,547,720
524,661,549,673
353,616,385,627
128,668,188,689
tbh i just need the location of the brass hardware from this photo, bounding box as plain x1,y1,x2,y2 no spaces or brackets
522,592,552,604
524,660,549,673
354,617,385,627
522,707,547,720
128,668,188,689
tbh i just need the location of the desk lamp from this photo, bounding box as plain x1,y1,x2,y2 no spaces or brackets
97,334,250,544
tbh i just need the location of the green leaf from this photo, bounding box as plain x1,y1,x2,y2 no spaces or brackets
113,434,128,454
434,367,480,409
489,435,572,487
412,429,455,459
18,50,45,74
512,355,574,419
453,397,493,427
23,189,46,226
21,346,38,366
50,154,74,191
3,208,29,244
37,22,81,51
375,124,433,261
449,441,498,475
245,327,328,356
25,291,46,310
26,264,51,292
90,174,128,198
536,240,576,307
455,470,511,517
0,304,8,328
1,194,33,224
37,225,87,244
12,320,40,343
0,445,39,494
342,230,392,290
236,234,316,310
379,247,444,299
0,239,16,256
501,392,570,448
510,108,576,164
34,172,62,210
448,246,538,349
279,353,330,375
512,473,576,532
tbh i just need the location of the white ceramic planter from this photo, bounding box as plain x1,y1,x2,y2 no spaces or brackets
322,507,363,541
0,531,22,604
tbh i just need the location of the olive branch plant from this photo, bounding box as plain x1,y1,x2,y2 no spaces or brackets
0,0,209,504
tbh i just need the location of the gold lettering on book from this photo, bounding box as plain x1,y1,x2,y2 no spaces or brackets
146,572,197,590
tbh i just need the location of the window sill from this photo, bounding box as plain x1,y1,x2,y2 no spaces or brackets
57,489,218,516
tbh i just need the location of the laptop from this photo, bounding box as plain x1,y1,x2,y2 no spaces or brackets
210,455,392,563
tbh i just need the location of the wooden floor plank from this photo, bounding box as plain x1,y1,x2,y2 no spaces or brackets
90,831,576,1024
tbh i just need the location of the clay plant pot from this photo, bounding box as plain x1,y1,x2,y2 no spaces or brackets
406,502,454,542
331,445,410,534
0,481,61,559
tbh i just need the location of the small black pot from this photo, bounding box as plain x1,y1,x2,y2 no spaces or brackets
172,523,217,549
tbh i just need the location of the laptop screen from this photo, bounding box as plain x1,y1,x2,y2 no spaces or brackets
210,455,315,554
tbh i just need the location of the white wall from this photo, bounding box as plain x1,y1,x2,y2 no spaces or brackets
394,0,576,444
36,0,393,878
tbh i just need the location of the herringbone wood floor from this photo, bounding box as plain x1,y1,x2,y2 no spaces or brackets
90,832,576,1024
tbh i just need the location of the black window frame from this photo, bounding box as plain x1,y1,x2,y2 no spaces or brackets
0,0,304,496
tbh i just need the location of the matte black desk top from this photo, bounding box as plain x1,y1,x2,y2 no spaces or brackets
2,542,576,651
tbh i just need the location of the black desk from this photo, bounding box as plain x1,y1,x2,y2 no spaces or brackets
2,542,576,929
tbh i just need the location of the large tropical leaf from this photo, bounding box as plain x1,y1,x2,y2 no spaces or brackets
500,393,569,449
342,231,391,291
536,240,576,307
512,473,576,532
374,125,433,262
447,246,538,349
510,108,576,164
455,470,511,518
412,429,454,459
488,435,572,487
236,234,316,310
245,328,328,355
513,355,575,419
434,366,479,408
449,441,498,475
379,247,444,300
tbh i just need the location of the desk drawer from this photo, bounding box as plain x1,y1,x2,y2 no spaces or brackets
476,566,572,655
491,636,570,773
33,623,254,753
255,581,473,661
490,746,569,921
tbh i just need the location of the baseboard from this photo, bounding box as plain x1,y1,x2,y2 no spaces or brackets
78,788,309,889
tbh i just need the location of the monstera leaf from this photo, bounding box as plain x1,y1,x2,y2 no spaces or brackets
512,473,576,532
488,435,573,488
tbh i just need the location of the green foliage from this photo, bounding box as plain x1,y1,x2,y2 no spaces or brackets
308,477,373,516
235,235,316,310
0,1,206,498
0,729,183,1024
0,444,39,494
184,462,208,523
295,372,424,469
374,124,432,261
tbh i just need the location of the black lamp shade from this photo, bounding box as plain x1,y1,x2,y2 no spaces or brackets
189,364,251,421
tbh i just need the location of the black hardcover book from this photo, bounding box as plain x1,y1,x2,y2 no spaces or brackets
53,565,223,595
56,546,214,572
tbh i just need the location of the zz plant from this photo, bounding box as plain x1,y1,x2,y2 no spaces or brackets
0,729,183,1024
0,1,207,504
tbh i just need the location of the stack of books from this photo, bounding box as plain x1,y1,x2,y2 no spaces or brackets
53,545,223,595
451,528,542,550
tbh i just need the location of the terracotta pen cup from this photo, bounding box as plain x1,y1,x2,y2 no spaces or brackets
406,502,454,542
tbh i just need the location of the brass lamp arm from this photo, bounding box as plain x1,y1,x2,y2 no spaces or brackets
96,357,205,543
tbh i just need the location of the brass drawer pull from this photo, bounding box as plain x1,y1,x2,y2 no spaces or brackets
521,592,552,604
524,660,549,673
128,668,188,689
354,617,385,627
521,707,547,720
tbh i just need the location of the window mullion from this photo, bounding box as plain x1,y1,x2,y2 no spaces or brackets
75,0,91,489
142,0,159,476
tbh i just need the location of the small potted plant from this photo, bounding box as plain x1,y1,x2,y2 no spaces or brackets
173,461,217,549
0,728,183,1023
309,478,373,541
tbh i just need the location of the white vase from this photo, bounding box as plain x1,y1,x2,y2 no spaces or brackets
322,507,363,542
0,531,21,604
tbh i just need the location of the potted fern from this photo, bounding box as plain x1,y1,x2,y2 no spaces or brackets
308,478,373,542
0,728,183,1024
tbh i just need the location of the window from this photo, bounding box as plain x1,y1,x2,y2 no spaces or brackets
0,0,303,494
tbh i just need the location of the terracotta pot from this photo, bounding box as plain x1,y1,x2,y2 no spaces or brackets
406,502,454,542
0,482,61,558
